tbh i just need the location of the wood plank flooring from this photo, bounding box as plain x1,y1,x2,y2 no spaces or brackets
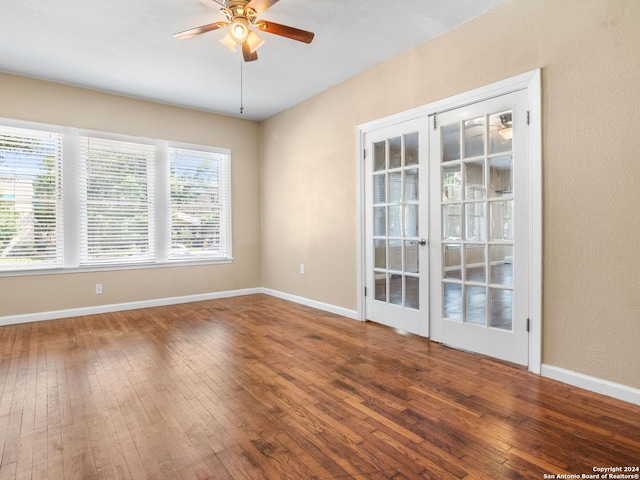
0,294,638,479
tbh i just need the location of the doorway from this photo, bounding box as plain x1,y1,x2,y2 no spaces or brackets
357,70,541,371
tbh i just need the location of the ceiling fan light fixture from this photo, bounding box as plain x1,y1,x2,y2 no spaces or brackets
229,18,249,43
246,30,264,53
220,32,238,52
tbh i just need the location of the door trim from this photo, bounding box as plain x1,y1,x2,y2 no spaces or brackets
356,69,541,373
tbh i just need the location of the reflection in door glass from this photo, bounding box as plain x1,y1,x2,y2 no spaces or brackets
489,245,513,286
388,172,402,203
375,275,387,302
464,117,485,158
374,141,386,172
405,132,419,166
489,111,513,154
442,124,460,162
443,283,462,321
464,244,486,282
443,245,461,280
406,276,419,309
405,204,419,237
442,165,462,201
465,203,486,242
390,273,403,306
389,137,402,169
490,288,512,330
490,201,513,240
374,239,386,269
374,174,386,203
405,240,419,274
405,168,419,201
489,156,512,197
465,286,486,325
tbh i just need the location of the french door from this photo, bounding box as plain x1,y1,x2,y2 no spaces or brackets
364,118,429,336
429,91,530,365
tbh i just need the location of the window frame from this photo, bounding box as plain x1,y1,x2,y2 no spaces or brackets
0,117,233,276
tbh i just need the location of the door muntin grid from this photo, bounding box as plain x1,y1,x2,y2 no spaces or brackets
372,132,421,310
440,111,514,330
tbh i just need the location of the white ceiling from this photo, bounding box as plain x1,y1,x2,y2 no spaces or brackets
0,0,508,121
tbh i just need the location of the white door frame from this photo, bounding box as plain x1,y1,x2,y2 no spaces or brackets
356,69,542,373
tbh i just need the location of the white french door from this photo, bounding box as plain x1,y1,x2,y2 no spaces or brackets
364,118,429,336
429,91,530,365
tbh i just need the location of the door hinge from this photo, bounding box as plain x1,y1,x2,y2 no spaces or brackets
433,114,437,130
526,318,530,332
363,149,366,160
364,287,368,297
526,111,530,125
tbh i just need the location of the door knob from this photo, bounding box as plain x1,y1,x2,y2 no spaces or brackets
418,239,427,246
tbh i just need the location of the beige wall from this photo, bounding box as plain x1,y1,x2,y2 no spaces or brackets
260,0,640,388
0,73,262,316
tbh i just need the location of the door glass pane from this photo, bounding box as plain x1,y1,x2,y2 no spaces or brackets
490,200,513,240
388,172,402,203
388,206,401,236
405,132,419,166
442,123,460,162
388,239,402,271
489,246,513,286
442,165,461,201
464,117,485,158
406,276,419,309
489,111,513,154
464,161,485,200
389,137,402,169
374,141,386,172
489,156,512,197
405,168,419,201
374,239,386,269
374,174,386,203
390,273,403,305
490,288,512,330
375,275,387,302
405,240,418,274
465,285,486,325
444,244,461,279
443,204,462,240
405,204,418,237
374,207,386,236
443,283,462,320
465,203,486,241
465,244,485,282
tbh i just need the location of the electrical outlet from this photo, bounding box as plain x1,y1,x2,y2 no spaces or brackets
300,264,305,274
95,283,103,295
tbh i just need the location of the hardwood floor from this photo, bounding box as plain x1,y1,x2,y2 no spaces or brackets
0,294,638,479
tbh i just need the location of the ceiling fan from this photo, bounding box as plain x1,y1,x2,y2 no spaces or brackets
174,0,315,62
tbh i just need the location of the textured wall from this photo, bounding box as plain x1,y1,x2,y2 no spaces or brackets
260,0,640,388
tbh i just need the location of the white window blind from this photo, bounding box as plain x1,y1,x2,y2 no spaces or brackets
78,136,155,265
169,147,231,260
0,125,62,269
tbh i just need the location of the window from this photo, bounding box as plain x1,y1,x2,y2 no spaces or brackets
169,147,230,260
0,125,62,269
0,118,232,273
79,136,155,265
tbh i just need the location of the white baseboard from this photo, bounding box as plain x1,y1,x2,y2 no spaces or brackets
261,288,360,321
0,288,263,327
541,364,640,406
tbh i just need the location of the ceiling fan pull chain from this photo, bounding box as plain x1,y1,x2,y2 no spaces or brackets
239,58,244,115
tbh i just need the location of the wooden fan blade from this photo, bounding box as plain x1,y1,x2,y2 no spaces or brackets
173,21,227,40
255,21,314,44
246,0,280,14
242,42,258,62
